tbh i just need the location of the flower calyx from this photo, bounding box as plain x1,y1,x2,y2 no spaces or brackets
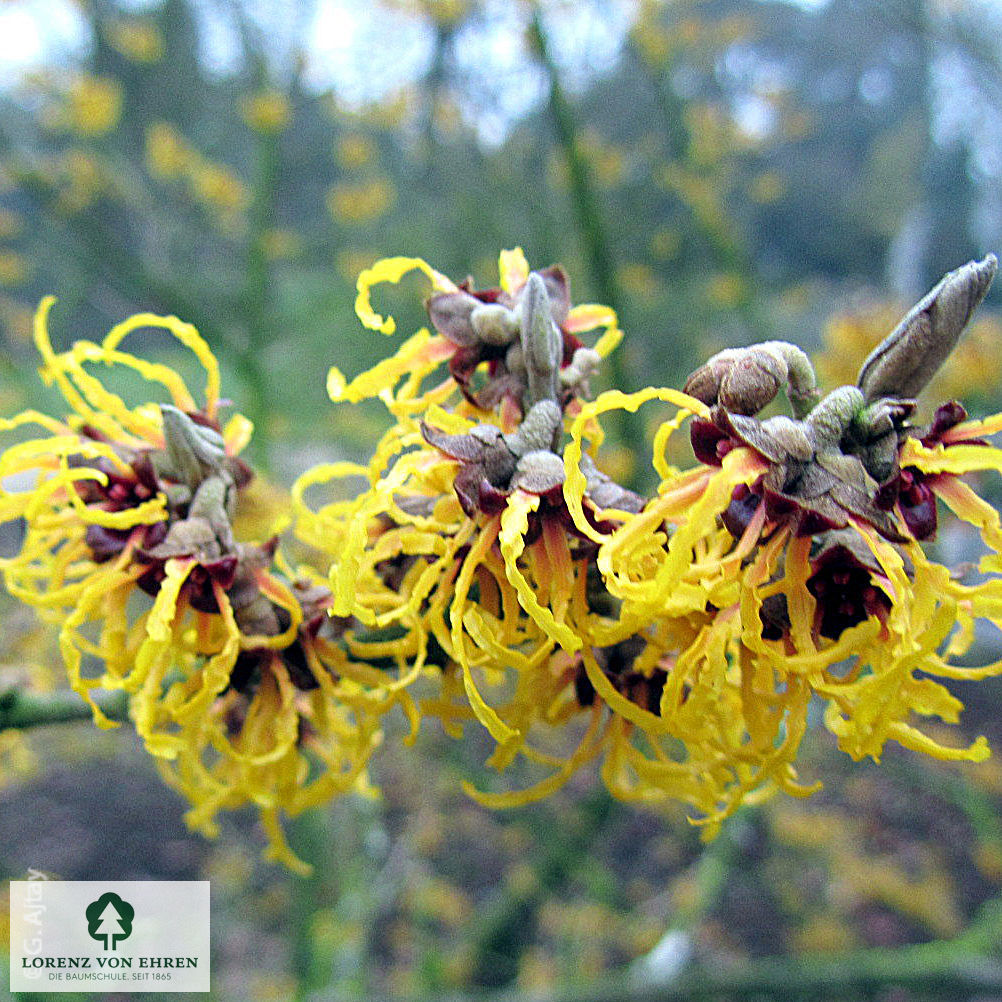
155,404,229,490
421,400,565,516
693,387,906,541
141,405,243,559
427,265,580,412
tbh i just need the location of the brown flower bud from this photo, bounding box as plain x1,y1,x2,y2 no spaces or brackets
718,351,785,415
684,341,817,417
858,254,998,402
683,355,730,406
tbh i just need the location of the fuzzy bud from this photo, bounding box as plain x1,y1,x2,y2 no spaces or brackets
805,386,864,449
158,404,227,488
505,399,562,456
684,341,817,417
560,347,601,395
718,351,785,415
471,303,519,346
858,254,998,402
520,272,562,407
512,450,566,495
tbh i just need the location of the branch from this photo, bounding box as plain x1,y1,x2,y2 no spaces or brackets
0,688,128,731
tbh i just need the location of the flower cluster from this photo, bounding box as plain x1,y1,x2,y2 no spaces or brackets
0,301,386,870
3,247,1002,867
296,248,1002,834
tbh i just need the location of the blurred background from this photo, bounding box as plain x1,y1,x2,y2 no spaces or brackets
2,0,1002,999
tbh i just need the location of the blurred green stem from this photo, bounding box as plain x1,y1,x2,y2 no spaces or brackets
240,124,282,471
289,808,331,1001
0,687,128,730
526,10,643,475
468,788,615,988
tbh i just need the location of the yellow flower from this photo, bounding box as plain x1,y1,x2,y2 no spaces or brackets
301,251,776,816
297,248,1002,836
66,76,123,137
334,248,620,416
327,177,395,224
146,122,190,179
573,391,1002,832
240,90,292,134
0,300,384,870
106,20,165,62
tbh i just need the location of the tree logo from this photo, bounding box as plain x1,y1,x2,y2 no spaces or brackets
85,892,134,951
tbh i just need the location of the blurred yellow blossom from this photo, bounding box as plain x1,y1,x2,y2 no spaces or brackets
55,149,105,213
65,76,123,137
630,2,671,65
145,123,248,222
336,133,378,169
0,731,36,789
327,177,395,224
789,913,859,954
660,164,729,240
106,19,165,62
145,122,190,179
241,90,292,133
384,0,470,25
685,103,738,165
706,271,745,308
0,251,29,286
616,261,660,299
191,161,249,216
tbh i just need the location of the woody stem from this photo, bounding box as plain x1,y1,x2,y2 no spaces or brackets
0,688,129,730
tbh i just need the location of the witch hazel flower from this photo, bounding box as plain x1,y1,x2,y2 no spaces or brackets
298,250,663,803
584,255,1002,829
0,301,385,871
333,248,621,422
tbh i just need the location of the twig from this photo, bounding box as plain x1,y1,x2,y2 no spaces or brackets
0,688,128,731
